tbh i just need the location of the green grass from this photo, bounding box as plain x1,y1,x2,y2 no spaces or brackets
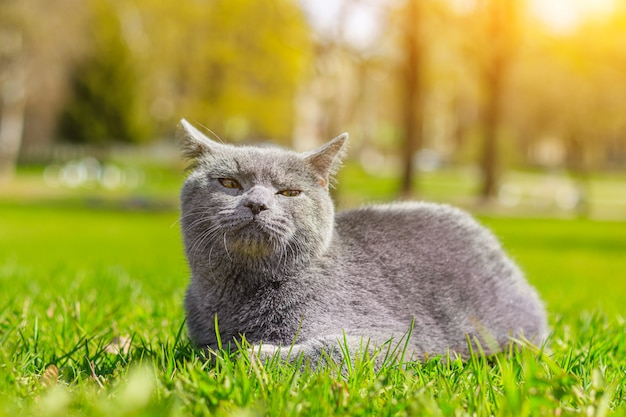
482,217,626,316
1,201,625,416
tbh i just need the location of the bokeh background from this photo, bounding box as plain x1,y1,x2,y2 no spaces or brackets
1,0,626,216
1,6,626,413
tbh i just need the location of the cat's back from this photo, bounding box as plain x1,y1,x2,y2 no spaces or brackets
333,201,522,301
335,201,500,255
332,201,547,348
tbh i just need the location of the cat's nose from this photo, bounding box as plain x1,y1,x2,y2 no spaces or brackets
245,201,268,215
242,186,271,216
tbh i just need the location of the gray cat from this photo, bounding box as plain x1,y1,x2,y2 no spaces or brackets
179,119,548,365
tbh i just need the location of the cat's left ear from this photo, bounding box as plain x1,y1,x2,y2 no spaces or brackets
304,132,348,188
177,119,224,169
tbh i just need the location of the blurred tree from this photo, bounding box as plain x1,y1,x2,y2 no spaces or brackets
294,0,390,151
204,0,311,142
0,0,88,170
0,0,28,181
57,0,152,144
138,0,312,144
477,0,518,202
392,0,476,197
510,4,626,170
505,4,626,215
399,0,425,198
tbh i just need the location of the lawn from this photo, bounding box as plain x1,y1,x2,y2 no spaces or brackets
1,199,625,416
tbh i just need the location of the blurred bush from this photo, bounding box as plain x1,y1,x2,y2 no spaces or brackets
57,0,153,145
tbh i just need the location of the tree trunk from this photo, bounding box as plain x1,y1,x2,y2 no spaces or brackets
0,101,26,185
400,0,423,199
479,0,515,202
481,63,502,201
0,28,27,183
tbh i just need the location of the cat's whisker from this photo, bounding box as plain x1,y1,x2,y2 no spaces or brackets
197,123,225,143
207,246,219,280
189,229,213,259
188,222,223,259
177,206,217,218
223,232,233,262
274,239,287,268
285,239,298,266
185,217,216,233
174,207,222,229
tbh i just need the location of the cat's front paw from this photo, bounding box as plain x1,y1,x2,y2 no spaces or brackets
249,343,281,361
248,343,307,364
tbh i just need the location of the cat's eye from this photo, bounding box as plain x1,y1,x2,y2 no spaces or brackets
278,190,301,197
218,178,242,189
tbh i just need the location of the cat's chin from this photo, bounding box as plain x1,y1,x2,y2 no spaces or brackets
228,237,274,259
226,223,280,259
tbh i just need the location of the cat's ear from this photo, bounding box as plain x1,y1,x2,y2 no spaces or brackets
304,132,348,188
177,119,223,169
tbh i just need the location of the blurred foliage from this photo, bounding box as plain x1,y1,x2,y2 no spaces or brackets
41,0,311,146
1,0,625,185
58,0,152,144
510,9,626,172
132,0,312,143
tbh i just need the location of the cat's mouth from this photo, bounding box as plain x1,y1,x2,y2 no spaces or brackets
225,220,280,258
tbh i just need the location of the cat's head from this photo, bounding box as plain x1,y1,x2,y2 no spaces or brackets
178,119,347,274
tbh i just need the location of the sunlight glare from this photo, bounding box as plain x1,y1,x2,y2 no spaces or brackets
529,0,615,32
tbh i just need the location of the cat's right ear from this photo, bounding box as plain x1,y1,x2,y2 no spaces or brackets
304,132,348,188
177,119,221,169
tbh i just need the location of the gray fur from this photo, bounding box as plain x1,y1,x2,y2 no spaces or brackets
178,119,548,364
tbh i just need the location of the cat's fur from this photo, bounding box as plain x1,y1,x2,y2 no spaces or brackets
179,119,548,364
